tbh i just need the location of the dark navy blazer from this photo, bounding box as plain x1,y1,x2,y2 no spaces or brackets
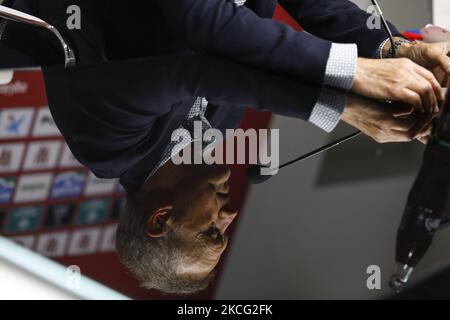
3,0,400,83
43,54,324,193
0,0,400,192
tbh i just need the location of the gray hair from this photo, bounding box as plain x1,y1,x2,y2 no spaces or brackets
115,195,213,295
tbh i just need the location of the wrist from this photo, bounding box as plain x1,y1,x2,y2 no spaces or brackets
395,40,416,58
341,103,353,124
352,58,371,93
341,94,359,124
381,37,412,58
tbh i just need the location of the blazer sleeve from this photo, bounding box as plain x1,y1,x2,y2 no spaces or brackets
279,0,402,58
155,0,332,85
167,53,324,121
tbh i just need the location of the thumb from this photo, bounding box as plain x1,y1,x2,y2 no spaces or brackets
391,102,414,117
434,50,450,74
444,41,450,54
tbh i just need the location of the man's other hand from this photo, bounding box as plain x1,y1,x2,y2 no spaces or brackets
352,58,443,114
341,94,435,144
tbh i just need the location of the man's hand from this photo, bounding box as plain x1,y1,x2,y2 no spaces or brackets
352,58,443,114
341,94,435,144
395,41,450,87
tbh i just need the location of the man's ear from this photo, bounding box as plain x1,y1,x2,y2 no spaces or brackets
146,205,174,238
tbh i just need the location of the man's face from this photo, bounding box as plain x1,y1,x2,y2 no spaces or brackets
171,164,238,278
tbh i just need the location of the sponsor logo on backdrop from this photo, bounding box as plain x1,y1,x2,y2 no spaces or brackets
76,199,110,225
23,141,62,171
8,225,116,256
14,173,52,203
51,171,86,199
0,210,5,231
0,81,28,97
0,177,15,205
68,227,102,256
36,231,70,257
59,144,83,168
84,173,117,196
44,203,76,228
7,206,43,233
111,198,125,220
0,143,25,173
10,235,36,250
32,107,61,137
0,108,34,139
99,223,117,252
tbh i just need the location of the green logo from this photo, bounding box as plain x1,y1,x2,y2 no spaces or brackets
7,206,43,233
76,199,111,225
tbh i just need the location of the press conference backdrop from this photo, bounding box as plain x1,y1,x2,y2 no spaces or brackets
0,70,134,297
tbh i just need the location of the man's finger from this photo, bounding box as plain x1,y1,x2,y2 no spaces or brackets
409,113,435,138
388,116,417,132
416,65,445,103
389,129,415,142
433,51,450,75
391,103,414,117
401,89,423,111
408,79,435,113
444,41,450,54
417,135,429,145
416,124,432,144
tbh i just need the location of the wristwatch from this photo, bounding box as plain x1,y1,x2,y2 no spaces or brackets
378,38,412,59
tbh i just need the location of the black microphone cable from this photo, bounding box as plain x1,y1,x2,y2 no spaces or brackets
371,0,397,57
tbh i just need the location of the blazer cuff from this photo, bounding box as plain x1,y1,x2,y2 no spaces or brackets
323,43,358,91
309,87,347,133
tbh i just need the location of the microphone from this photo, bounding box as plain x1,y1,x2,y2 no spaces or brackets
246,131,362,184
389,85,450,292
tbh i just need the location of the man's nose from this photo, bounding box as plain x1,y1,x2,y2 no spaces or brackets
218,209,238,233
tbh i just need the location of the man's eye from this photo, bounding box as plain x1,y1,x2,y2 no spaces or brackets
205,227,221,241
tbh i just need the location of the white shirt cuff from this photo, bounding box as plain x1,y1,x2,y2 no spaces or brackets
323,43,358,91
308,43,356,132
309,88,347,133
